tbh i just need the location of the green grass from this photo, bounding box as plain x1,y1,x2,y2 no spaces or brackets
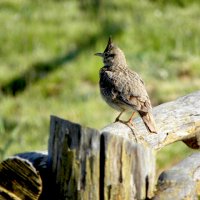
0,0,199,171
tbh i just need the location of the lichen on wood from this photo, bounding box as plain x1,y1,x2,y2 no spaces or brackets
48,116,100,200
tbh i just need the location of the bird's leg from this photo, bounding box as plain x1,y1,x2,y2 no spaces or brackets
115,110,124,122
126,112,136,126
117,112,136,126
115,111,136,127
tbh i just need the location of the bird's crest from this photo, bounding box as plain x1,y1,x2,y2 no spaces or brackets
104,36,114,53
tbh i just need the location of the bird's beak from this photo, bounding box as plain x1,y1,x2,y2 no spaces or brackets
94,52,103,57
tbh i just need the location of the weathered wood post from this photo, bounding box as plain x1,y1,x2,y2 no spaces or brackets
48,116,156,199
99,131,156,199
153,152,200,200
48,117,100,200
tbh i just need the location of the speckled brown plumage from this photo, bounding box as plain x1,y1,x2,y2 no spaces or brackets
95,37,157,133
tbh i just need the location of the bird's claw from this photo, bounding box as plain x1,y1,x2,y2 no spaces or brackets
114,119,134,127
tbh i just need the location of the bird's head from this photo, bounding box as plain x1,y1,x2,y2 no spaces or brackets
95,37,126,67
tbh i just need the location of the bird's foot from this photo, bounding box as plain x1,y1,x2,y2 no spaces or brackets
127,120,134,127
125,119,135,127
115,119,134,127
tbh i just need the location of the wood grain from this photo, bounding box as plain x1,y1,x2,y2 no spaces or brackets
0,157,42,200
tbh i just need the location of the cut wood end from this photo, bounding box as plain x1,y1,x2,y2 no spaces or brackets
0,157,42,200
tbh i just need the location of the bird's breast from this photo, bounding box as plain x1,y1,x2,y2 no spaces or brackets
99,69,126,111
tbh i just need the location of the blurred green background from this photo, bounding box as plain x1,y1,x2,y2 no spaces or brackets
0,0,199,172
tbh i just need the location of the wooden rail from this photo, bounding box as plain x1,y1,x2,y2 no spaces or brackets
1,91,200,200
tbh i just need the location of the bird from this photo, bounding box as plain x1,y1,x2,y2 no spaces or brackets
95,37,157,133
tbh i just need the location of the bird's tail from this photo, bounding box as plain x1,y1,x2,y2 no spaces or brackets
138,111,157,134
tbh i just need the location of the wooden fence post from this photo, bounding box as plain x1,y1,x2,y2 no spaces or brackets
101,132,155,200
153,152,200,200
48,116,156,200
48,116,100,200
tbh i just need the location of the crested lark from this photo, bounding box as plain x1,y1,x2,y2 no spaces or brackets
95,37,157,133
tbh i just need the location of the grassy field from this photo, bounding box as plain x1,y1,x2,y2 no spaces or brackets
0,0,199,171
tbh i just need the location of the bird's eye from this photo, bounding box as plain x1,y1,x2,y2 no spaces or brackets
109,54,115,57
104,52,115,58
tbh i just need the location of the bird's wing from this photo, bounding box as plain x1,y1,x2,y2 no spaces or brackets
106,69,152,112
